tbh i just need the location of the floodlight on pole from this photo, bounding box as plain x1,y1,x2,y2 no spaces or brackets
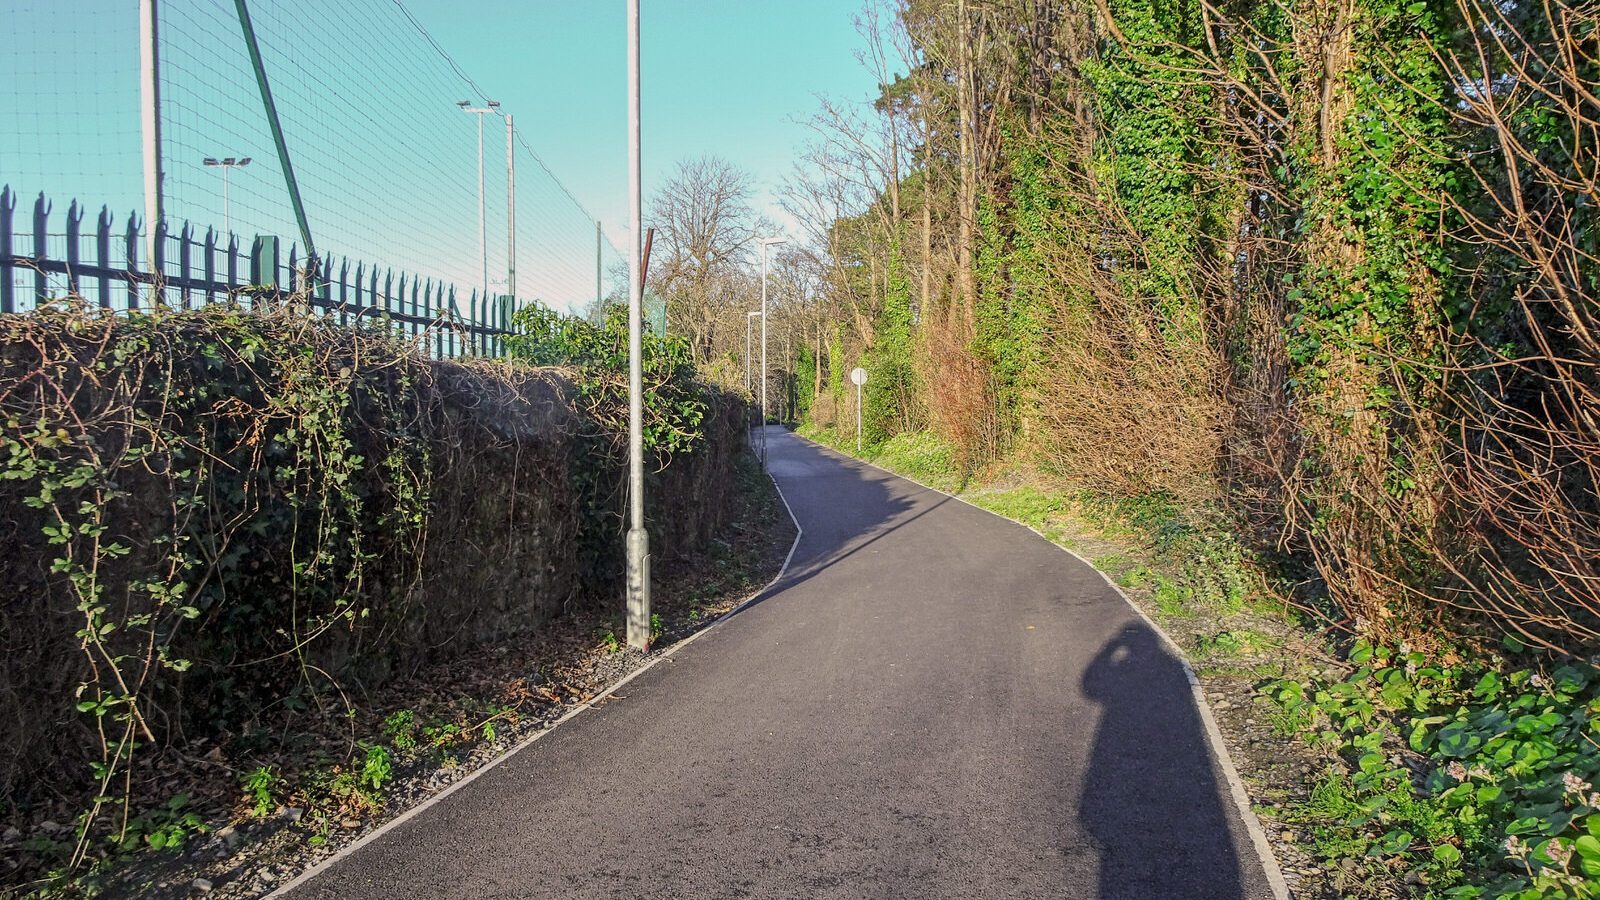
759,236,787,466
458,99,500,298
203,155,251,237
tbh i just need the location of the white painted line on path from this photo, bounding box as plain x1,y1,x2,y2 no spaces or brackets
795,434,1292,900
269,456,804,898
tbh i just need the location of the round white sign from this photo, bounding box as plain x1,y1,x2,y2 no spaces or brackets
850,367,868,386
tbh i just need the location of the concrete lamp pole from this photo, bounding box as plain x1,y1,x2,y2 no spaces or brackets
457,99,500,298
745,310,761,392
759,236,786,466
202,156,251,238
624,0,651,651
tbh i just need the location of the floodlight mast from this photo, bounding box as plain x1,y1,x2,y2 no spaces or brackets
457,99,501,297
203,155,251,237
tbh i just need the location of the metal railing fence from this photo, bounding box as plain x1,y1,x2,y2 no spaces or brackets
0,185,516,359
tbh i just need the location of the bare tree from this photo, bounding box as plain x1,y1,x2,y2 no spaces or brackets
648,155,769,365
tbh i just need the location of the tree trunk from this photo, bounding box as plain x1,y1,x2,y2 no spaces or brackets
955,0,977,338
922,103,933,322
814,331,823,399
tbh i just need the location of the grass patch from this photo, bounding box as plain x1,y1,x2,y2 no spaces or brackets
799,424,965,493
796,427,1278,637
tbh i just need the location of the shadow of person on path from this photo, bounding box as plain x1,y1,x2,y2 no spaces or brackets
1080,623,1248,899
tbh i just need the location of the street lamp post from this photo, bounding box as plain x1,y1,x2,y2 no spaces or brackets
745,310,761,392
624,0,650,651
759,237,787,466
202,156,251,237
457,99,500,298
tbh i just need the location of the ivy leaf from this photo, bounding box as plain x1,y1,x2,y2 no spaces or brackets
1437,720,1484,758
1409,715,1447,751
1472,671,1502,701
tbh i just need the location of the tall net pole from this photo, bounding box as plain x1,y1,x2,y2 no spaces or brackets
505,113,516,298
139,0,164,267
233,0,315,261
476,109,485,296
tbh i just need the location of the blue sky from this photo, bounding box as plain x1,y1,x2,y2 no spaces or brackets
416,0,880,242
0,0,883,310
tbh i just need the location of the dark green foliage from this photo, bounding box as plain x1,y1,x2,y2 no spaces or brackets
506,303,735,586
864,239,918,443
507,303,707,456
794,343,817,423
1079,0,1209,341
0,302,746,883
1267,642,1600,896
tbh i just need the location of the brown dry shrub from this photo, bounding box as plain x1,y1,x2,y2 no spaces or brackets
919,324,1004,473
1033,292,1227,510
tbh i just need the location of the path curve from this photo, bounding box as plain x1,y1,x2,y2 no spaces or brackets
280,428,1280,899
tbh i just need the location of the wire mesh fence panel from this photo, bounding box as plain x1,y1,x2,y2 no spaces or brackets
0,4,143,219
2,0,627,327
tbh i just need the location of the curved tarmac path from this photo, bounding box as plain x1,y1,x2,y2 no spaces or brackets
280,428,1280,899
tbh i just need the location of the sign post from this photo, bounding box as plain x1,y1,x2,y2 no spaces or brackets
850,366,868,453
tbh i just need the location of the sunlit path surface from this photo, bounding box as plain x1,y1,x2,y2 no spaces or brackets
284,427,1277,899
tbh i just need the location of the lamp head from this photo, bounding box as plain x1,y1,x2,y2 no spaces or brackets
457,100,471,108
238,157,252,167
203,158,219,166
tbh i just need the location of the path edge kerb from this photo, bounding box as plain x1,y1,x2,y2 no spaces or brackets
267,466,805,899
792,433,1292,900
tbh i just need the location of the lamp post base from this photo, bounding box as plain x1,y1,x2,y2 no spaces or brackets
626,526,652,650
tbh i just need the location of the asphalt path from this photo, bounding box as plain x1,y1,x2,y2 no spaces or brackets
282,428,1279,899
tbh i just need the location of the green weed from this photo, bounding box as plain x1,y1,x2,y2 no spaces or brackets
241,766,280,818
1263,641,1600,897
358,743,392,792
118,794,204,853
383,709,418,752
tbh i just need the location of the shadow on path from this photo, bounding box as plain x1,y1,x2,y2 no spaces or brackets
1081,623,1246,898
732,429,930,611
